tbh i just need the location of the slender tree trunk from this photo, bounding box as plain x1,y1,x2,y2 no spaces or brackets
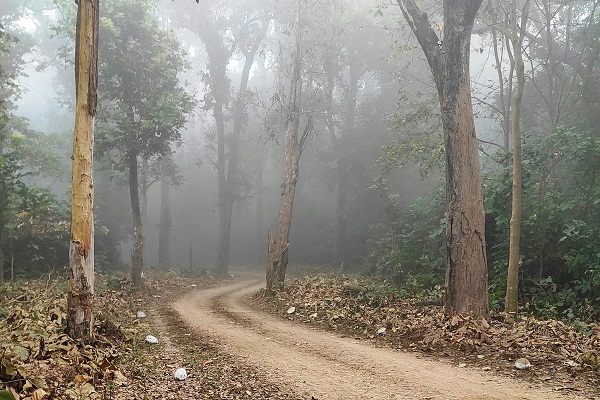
140,157,149,224
216,25,267,274
197,17,230,275
255,153,265,263
266,116,302,292
216,192,232,274
0,231,4,285
128,150,144,287
505,0,529,316
398,0,489,316
67,0,98,340
266,6,305,292
335,67,360,267
491,27,511,152
158,165,171,266
214,92,230,274
0,132,5,285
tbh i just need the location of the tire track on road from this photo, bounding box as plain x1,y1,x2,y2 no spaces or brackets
174,273,587,400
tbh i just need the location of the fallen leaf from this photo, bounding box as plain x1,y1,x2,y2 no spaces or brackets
31,388,47,400
0,390,16,400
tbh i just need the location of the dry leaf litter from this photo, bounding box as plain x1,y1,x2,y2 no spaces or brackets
0,272,297,400
255,275,600,396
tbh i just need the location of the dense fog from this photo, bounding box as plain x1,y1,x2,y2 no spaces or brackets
3,0,600,301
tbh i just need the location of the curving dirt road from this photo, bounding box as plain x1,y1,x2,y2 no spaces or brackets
173,274,588,400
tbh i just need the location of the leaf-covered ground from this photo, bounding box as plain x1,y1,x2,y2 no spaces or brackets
254,274,600,396
0,272,296,400
2,270,599,399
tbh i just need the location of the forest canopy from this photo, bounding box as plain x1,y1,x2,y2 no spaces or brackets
1,0,600,323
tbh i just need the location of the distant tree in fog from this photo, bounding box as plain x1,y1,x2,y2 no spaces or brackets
174,0,270,274
265,0,333,291
89,0,195,286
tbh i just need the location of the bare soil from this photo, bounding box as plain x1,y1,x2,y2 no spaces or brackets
173,273,594,400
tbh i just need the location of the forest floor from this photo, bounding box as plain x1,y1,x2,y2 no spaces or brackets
0,267,599,399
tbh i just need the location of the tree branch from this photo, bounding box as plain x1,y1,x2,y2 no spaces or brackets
396,0,441,83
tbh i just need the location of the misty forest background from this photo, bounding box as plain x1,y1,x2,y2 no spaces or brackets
2,0,600,323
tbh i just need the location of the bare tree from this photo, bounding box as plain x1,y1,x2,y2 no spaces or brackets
396,0,489,316
188,5,268,275
506,0,530,317
67,0,98,340
265,0,312,292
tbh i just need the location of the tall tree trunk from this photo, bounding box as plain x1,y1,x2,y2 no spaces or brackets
215,93,229,274
255,153,265,263
266,116,302,292
216,23,267,274
335,67,360,267
67,0,98,340
0,132,5,285
129,150,144,287
158,164,171,266
0,231,4,285
266,6,306,292
140,157,149,224
491,27,511,153
398,0,489,316
196,16,231,275
325,60,361,268
505,0,529,316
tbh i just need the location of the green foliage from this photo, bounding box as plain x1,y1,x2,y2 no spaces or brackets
93,0,195,163
365,186,445,292
0,390,16,400
53,0,195,163
484,127,600,322
6,188,70,278
0,116,120,278
0,127,70,279
381,93,442,180
370,124,600,322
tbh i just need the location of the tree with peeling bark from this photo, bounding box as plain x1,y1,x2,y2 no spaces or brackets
67,0,98,340
396,0,489,316
265,0,322,292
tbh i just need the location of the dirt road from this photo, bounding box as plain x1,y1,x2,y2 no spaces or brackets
174,274,589,400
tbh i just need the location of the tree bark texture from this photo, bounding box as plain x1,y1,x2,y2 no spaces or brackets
198,19,230,275
255,153,265,263
266,6,305,292
215,21,267,274
505,0,529,316
67,0,98,340
398,0,489,316
0,231,4,285
266,116,302,292
491,27,511,152
140,157,149,224
128,150,144,287
0,134,4,285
